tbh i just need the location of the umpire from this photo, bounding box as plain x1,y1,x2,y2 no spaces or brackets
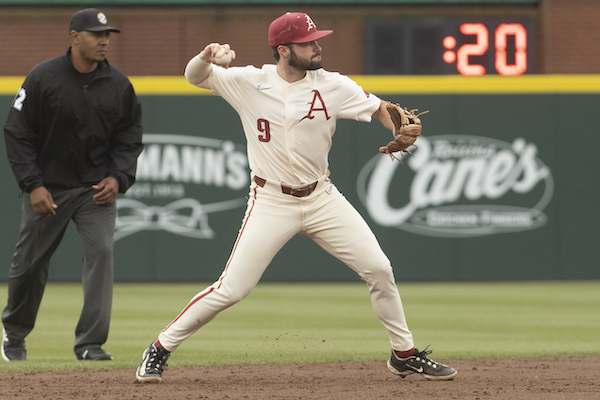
2,8,143,361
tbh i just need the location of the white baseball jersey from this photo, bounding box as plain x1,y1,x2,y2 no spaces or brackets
198,64,381,186
157,59,415,355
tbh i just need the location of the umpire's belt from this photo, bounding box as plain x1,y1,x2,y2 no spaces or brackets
254,176,318,198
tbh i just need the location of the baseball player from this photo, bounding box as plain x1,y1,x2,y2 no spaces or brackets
136,12,456,382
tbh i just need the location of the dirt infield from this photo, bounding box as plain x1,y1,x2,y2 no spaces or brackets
2,357,598,399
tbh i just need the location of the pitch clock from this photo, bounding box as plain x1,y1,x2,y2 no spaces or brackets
366,18,535,76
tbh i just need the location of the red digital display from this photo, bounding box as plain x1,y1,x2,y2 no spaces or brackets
443,23,528,76
366,18,534,76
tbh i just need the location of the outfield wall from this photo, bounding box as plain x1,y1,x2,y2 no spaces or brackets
1,75,598,282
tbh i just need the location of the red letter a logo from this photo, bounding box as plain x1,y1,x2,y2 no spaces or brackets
301,90,331,121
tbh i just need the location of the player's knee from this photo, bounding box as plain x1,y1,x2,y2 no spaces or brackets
359,255,394,281
220,281,255,304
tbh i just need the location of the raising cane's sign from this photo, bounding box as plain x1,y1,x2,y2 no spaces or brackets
357,135,553,238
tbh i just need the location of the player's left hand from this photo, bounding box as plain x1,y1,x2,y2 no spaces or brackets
92,176,119,205
379,103,428,163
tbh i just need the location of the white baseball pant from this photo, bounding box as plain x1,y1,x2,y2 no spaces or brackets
158,174,414,352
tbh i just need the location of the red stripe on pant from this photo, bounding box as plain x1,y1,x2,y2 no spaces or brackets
161,185,260,333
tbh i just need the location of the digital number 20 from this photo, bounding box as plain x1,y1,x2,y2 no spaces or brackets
454,23,527,76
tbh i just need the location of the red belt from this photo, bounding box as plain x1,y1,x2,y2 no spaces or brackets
254,176,318,198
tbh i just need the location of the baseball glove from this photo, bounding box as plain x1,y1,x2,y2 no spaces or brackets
379,103,428,163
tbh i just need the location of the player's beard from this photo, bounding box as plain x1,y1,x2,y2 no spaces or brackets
289,48,323,71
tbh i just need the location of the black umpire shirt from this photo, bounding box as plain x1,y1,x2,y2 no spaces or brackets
4,47,143,194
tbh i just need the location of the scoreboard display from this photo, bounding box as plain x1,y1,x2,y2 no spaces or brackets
366,18,535,76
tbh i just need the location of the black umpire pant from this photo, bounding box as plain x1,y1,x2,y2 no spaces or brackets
1,186,116,356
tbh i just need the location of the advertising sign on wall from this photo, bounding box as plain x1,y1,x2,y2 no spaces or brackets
358,135,553,237
116,134,248,241
0,75,598,282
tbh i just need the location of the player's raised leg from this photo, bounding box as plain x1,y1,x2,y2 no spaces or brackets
136,187,302,382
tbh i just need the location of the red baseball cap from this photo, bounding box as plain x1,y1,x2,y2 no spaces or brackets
268,13,333,47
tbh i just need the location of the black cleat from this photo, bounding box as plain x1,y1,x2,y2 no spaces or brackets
387,347,457,381
136,342,171,383
76,347,114,361
2,329,26,361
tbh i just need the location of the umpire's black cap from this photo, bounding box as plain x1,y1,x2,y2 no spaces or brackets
69,8,121,33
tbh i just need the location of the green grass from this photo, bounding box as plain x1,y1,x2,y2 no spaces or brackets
0,281,598,373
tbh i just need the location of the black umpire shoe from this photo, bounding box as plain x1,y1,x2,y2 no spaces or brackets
136,342,171,383
1,330,26,361
76,347,114,361
387,347,457,381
